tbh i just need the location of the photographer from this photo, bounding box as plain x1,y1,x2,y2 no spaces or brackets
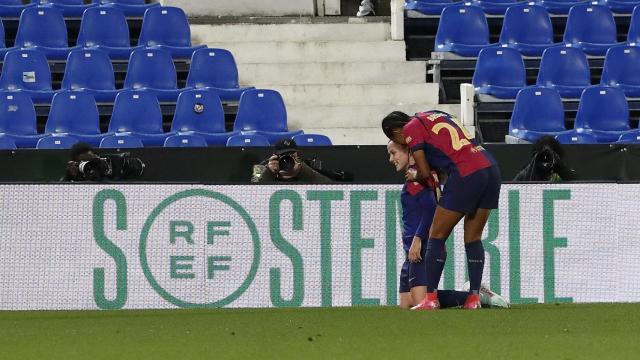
513,136,576,182
252,139,334,183
62,142,145,182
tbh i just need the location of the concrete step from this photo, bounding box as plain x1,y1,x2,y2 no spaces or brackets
203,41,407,63
238,61,426,86
275,83,438,106
303,127,388,145
191,22,391,43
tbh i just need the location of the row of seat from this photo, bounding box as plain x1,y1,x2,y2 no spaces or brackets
407,0,640,15
0,88,303,148
509,85,640,143
435,3,640,57
0,5,202,60
0,0,158,17
0,46,249,103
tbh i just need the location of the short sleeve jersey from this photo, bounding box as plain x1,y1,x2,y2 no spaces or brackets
402,111,495,177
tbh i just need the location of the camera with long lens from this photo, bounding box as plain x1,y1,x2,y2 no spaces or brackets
278,153,297,172
534,145,557,172
78,153,145,181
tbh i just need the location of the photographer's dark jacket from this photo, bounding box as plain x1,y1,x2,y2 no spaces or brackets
257,163,333,183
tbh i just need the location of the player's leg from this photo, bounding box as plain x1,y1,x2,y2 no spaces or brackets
398,259,411,309
399,292,413,309
437,290,472,308
409,286,427,307
424,206,463,292
462,282,510,308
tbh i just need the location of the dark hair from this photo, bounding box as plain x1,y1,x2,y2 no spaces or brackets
533,136,564,158
70,142,94,162
382,111,411,139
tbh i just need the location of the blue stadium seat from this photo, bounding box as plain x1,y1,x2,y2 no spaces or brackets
574,86,634,143
185,48,254,101
499,4,556,56
0,134,17,150
123,47,181,101
0,20,14,66
77,7,141,60
563,4,622,56
509,87,569,142
101,0,160,17
0,92,43,148
604,0,640,14
163,133,208,148
292,134,333,146
617,131,640,143
434,4,492,57
536,46,591,98
601,45,640,97
0,49,54,104
170,89,239,146
536,0,590,15
61,48,118,102
45,91,105,146
138,6,206,59
36,134,78,149
226,134,270,147
100,133,143,148
15,6,78,60
108,90,172,146
234,89,303,144
472,47,525,99
555,131,599,144
39,0,98,17
627,5,640,44
471,0,521,15
0,0,36,18
404,0,455,16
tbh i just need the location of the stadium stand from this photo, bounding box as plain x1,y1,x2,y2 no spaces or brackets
163,133,208,148
472,0,521,15
77,6,141,60
108,90,172,146
15,6,77,60
536,46,591,99
600,44,640,97
555,131,599,144
563,4,622,56
137,6,206,59
292,134,333,146
226,133,271,147
0,134,17,150
186,48,254,102
40,0,98,17
36,133,78,149
538,0,591,15
508,86,569,142
45,91,104,146
0,92,42,148
434,4,491,57
472,47,526,100
574,85,634,143
0,0,36,18
99,133,143,148
499,4,557,56
617,131,640,143
604,0,640,14
0,49,54,103
101,0,160,17
123,47,182,101
404,0,455,15
61,48,119,102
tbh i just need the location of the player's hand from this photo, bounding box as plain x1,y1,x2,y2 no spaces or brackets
267,155,279,174
405,168,417,182
408,236,422,263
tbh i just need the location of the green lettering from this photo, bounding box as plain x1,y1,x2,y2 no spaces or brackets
207,221,230,245
543,190,573,304
170,221,194,245
170,256,195,279
350,191,380,306
385,190,402,306
443,232,455,289
482,210,501,294
207,256,231,279
509,190,538,304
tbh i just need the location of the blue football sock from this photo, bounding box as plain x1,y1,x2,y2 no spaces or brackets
465,240,485,294
437,290,470,308
425,238,446,293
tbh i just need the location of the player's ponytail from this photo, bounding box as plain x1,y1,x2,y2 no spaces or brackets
382,111,411,139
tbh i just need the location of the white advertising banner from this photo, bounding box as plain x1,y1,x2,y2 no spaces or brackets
0,184,638,310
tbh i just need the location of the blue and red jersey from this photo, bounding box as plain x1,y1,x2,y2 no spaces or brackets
401,169,437,252
402,111,496,177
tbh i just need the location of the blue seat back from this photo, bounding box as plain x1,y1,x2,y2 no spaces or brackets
555,132,598,144
104,0,146,4
36,134,78,149
601,45,640,87
77,7,131,48
472,47,526,88
500,4,553,45
186,48,240,89
617,132,640,144
234,89,288,133
292,134,333,146
45,91,100,135
510,87,566,133
0,1,29,4
171,89,225,133
0,135,16,150
627,5,640,43
15,6,68,48
109,90,163,134
100,134,143,148
62,48,116,91
138,6,193,47
0,16,5,48
564,4,617,45
537,46,591,87
575,86,630,131
435,5,489,48
164,134,207,148
226,134,270,147
0,92,37,135
0,49,52,92
41,0,94,4
124,48,177,90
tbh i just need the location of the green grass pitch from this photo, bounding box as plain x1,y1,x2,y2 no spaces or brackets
1,304,638,359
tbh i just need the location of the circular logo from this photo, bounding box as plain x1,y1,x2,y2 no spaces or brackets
140,189,260,308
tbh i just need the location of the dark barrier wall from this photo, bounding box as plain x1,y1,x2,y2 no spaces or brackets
0,144,636,183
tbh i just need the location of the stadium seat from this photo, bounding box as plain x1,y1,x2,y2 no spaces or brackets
0,20,14,66
45,91,106,146
617,131,640,143
137,6,206,59
0,0,36,18
472,47,526,99
434,4,492,57
574,86,634,143
627,5,640,44
0,49,54,104
292,134,333,146
185,48,254,102
101,0,160,17
39,0,98,17
600,45,640,97
170,89,239,146
234,89,303,144
163,133,208,148
536,0,590,15
108,90,172,146
99,133,143,148
563,4,622,56
471,0,521,15
0,92,43,148
509,87,569,142
61,48,118,102
404,0,455,16
603,0,640,14
536,46,591,98
499,4,557,56
36,134,78,149
226,134,270,147
15,6,78,60
0,134,17,150
123,47,182,101
77,7,141,60
555,131,599,144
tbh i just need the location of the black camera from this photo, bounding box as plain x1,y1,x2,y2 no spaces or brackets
278,153,297,172
78,153,145,181
534,145,558,172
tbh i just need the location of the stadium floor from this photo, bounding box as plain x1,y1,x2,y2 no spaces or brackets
1,304,638,359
